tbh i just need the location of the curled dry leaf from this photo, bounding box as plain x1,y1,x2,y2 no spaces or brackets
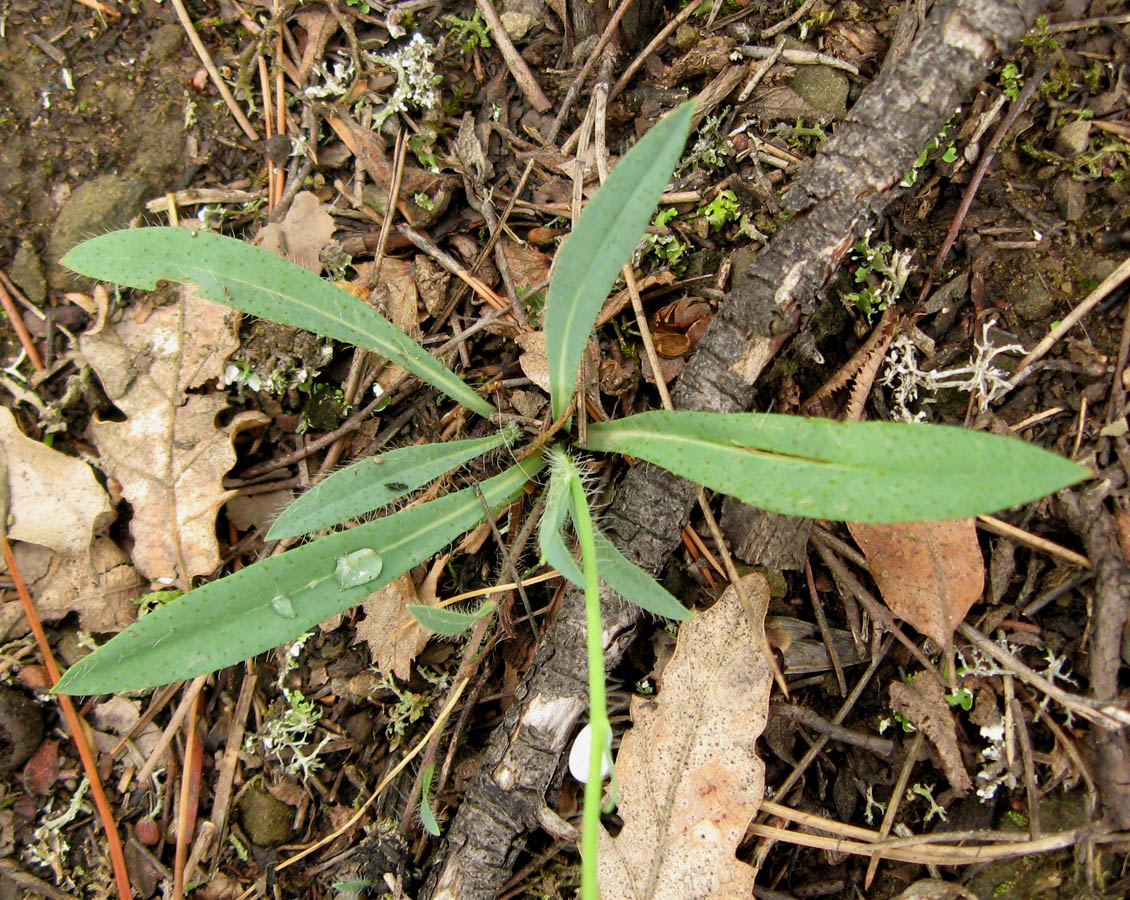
80,286,267,581
848,518,984,649
599,574,773,900
257,191,337,274
889,673,972,794
0,406,113,557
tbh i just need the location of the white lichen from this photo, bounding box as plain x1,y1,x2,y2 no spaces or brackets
880,317,1025,422
369,33,441,129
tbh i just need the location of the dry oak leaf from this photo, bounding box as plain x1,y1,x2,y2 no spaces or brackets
355,574,426,680
848,518,984,649
889,673,972,794
0,406,112,556
599,574,773,900
355,553,447,679
80,287,267,581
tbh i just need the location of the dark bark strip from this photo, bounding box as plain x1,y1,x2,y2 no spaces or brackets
1058,488,1130,830
423,1,1048,896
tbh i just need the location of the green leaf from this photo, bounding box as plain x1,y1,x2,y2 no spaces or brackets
419,762,441,836
62,228,494,418
583,412,1089,523
54,459,542,695
268,432,510,539
545,101,694,420
539,448,585,584
407,600,495,636
591,529,690,620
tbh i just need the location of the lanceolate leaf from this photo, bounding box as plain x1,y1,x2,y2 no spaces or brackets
420,763,441,836
268,431,512,539
541,447,689,620
583,412,1089,523
592,529,690,621
407,601,495,636
545,102,694,420
54,459,543,695
539,449,585,585
63,229,494,418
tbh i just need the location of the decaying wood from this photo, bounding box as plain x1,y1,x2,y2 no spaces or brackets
422,1,1050,896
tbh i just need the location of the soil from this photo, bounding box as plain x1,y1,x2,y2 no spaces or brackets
1,1,1129,899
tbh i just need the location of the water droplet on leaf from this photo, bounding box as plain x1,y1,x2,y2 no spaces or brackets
270,594,297,618
334,548,384,589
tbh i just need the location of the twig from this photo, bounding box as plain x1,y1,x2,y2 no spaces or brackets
1009,253,1130,382
172,687,201,900
0,274,44,371
276,676,471,872
957,621,1130,729
865,732,921,888
258,54,277,210
739,44,859,75
397,224,510,312
804,557,846,695
751,638,893,872
771,702,893,756
170,0,260,142
608,0,702,103
762,0,816,38
1045,12,1130,32
474,0,550,113
207,663,257,870
750,813,1117,864
0,858,81,900
72,0,120,17
136,675,209,785
933,56,1056,271
975,514,1090,569
812,535,941,680
1010,696,1040,839
739,36,786,102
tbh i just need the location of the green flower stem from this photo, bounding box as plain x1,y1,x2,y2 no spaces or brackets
569,474,608,900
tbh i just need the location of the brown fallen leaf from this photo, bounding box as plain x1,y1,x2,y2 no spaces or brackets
499,240,550,295
848,518,984,649
0,406,113,556
516,332,598,397
80,286,267,581
599,574,773,900
889,673,972,794
257,191,337,274
33,537,142,633
355,573,429,680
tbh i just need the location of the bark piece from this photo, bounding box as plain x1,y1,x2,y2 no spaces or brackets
720,495,811,571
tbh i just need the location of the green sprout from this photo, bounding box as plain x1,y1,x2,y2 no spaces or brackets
843,230,912,318
699,189,740,232
445,10,491,53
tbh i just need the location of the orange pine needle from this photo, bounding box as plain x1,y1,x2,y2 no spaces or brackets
2,535,132,900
